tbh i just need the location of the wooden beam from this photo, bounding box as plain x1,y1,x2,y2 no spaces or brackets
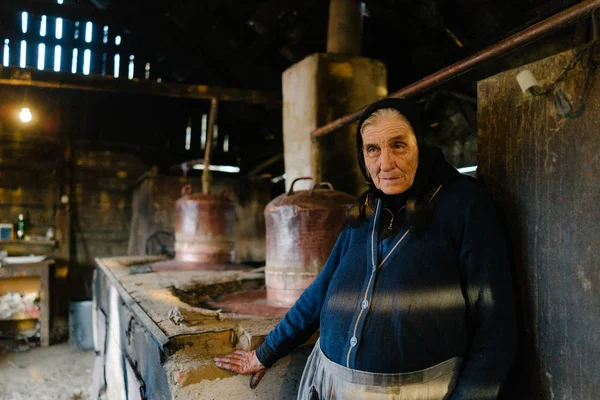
0,67,281,105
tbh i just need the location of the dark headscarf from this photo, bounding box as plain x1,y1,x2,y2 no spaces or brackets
347,98,463,234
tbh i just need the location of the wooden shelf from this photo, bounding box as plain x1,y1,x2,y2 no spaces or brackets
0,314,39,322
0,260,54,278
0,239,56,246
0,240,57,258
0,260,52,346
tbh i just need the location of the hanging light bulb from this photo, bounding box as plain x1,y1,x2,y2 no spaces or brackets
19,107,33,123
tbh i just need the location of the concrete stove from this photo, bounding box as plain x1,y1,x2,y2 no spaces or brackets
92,256,313,400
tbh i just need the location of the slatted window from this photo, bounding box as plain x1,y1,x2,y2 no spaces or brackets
19,40,26,68
1,3,151,80
185,117,193,151
200,114,207,149
54,45,61,71
71,48,78,73
40,16,47,37
3,39,10,67
223,135,229,153
37,43,45,70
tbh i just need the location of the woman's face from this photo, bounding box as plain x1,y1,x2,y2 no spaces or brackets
361,114,419,195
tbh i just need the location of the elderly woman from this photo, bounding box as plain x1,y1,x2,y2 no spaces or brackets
215,98,517,399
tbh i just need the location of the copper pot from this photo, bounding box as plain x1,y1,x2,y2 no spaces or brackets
174,185,236,264
265,177,355,306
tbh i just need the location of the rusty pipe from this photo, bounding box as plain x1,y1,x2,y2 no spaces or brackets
202,98,218,194
312,0,600,138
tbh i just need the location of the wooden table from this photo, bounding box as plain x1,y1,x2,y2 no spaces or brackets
0,260,53,346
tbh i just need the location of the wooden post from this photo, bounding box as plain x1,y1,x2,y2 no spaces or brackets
202,98,218,195
39,261,51,347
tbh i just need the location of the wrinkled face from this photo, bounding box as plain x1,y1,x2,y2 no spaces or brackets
361,114,419,195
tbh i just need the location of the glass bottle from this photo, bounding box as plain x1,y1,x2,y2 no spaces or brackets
16,213,26,240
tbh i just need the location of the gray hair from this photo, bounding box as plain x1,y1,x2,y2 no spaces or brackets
360,108,411,135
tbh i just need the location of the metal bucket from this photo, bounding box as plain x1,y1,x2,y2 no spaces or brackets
174,185,236,264
69,300,94,351
265,177,354,306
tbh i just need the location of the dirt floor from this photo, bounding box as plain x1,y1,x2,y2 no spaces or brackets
0,342,95,400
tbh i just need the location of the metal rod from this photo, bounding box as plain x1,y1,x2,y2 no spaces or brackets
312,0,600,138
247,153,284,178
202,98,219,194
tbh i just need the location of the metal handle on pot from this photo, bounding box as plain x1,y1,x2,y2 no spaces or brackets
287,177,315,196
309,182,334,195
181,184,193,197
314,182,334,190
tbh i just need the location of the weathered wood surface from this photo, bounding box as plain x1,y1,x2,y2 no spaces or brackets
95,256,275,341
478,48,600,399
95,257,170,350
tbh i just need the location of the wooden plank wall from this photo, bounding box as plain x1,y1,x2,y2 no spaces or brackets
0,136,150,301
70,148,148,298
478,48,600,399
0,86,151,302
0,132,60,237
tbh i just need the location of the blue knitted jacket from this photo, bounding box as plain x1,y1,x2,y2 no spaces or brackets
257,177,517,399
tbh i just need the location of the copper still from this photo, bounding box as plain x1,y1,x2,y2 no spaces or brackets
265,177,355,306
174,185,236,264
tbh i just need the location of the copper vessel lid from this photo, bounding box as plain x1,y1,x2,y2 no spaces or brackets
176,184,234,205
266,177,355,211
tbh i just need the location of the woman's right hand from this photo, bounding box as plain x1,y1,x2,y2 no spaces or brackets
214,350,267,389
